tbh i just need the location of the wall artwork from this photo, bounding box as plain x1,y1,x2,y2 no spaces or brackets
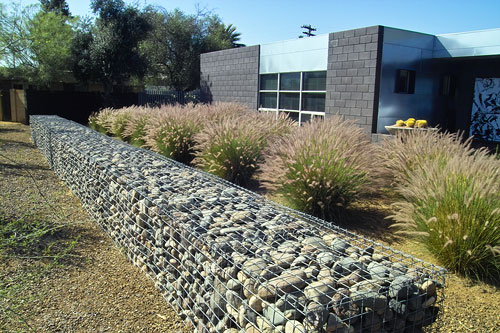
470,78,500,142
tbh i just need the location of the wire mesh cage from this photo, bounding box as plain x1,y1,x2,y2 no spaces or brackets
30,115,446,333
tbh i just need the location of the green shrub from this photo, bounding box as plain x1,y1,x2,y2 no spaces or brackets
384,131,500,282
260,116,381,220
194,112,295,185
123,107,155,147
144,104,202,164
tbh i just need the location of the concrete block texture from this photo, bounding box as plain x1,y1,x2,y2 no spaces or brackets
326,26,382,133
200,46,260,109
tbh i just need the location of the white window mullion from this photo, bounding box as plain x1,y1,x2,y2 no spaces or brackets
298,72,303,126
276,73,280,119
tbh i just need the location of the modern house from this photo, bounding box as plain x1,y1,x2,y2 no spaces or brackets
200,25,500,142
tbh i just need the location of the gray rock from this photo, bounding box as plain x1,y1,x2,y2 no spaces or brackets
270,251,296,268
304,302,329,331
325,313,344,332
263,304,287,326
275,293,303,313
317,251,337,267
257,269,307,299
331,238,349,253
242,258,268,278
227,279,242,291
302,237,329,249
304,277,337,305
259,265,285,281
351,290,387,312
226,290,243,309
389,275,417,299
368,261,390,279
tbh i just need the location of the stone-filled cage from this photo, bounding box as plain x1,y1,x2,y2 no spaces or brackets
30,115,446,333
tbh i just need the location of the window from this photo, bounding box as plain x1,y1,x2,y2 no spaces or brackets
258,71,326,125
395,69,416,94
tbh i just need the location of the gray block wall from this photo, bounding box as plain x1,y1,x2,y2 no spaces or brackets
326,26,383,133
200,46,260,109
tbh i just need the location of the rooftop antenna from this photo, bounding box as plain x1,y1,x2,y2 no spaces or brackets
299,24,317,38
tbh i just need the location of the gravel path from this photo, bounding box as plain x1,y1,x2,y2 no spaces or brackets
0,122,191,332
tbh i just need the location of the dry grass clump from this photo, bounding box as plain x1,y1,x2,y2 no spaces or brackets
383,131,500,282
260,116,382,221
202,101,248,121
144,104,204,164
382,130,477,185
122,107,157,147
193,112,295,185
88,108,116,135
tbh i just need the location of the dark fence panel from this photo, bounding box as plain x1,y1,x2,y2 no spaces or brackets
138,89,200,106
26,90,138,125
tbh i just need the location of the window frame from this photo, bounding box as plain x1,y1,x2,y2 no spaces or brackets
258,71,326,125
394,69,416,94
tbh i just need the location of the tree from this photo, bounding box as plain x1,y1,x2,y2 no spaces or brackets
0,1,75,84
140,8,202,90
205,20,244,49
40,0,70,17
140,8,244,91
28,11,75,83
71,0,151,91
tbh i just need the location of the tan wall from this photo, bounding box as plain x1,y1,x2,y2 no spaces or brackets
10,89,26,124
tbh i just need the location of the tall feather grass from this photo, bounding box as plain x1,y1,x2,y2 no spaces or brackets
193,112,295,185
383,130,500,282
122,107,157,147
144,104,204,164
260,116,383,221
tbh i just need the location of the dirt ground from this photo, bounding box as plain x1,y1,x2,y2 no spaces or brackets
0,122,190,332
1,121,499,332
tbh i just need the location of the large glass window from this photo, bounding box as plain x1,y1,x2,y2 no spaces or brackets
258,71,326,125
260,74,278,90
303,71,326,91
280,73,300,90
302,93,325,112
280,93,300,110
259,92,277,108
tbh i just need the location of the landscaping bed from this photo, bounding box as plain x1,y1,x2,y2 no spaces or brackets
1,120,498,332
30,116,446,332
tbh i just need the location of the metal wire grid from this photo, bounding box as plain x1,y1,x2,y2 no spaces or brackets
30,115,446,333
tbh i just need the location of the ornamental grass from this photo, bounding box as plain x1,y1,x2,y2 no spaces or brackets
259,116,382,221
144,103,204,165
106,108,134,141
88,108,116,135
383,130,500,282
122,107,157,147
193,112,295,185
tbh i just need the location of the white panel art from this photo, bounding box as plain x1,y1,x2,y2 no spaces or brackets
470,78,500,142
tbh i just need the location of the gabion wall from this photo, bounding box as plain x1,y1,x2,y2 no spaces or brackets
31,116,446,333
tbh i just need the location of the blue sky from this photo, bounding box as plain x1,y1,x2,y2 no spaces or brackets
11,0,500,46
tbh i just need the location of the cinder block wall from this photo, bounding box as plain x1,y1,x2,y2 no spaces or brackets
200,46,260,109
326,26,383,133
